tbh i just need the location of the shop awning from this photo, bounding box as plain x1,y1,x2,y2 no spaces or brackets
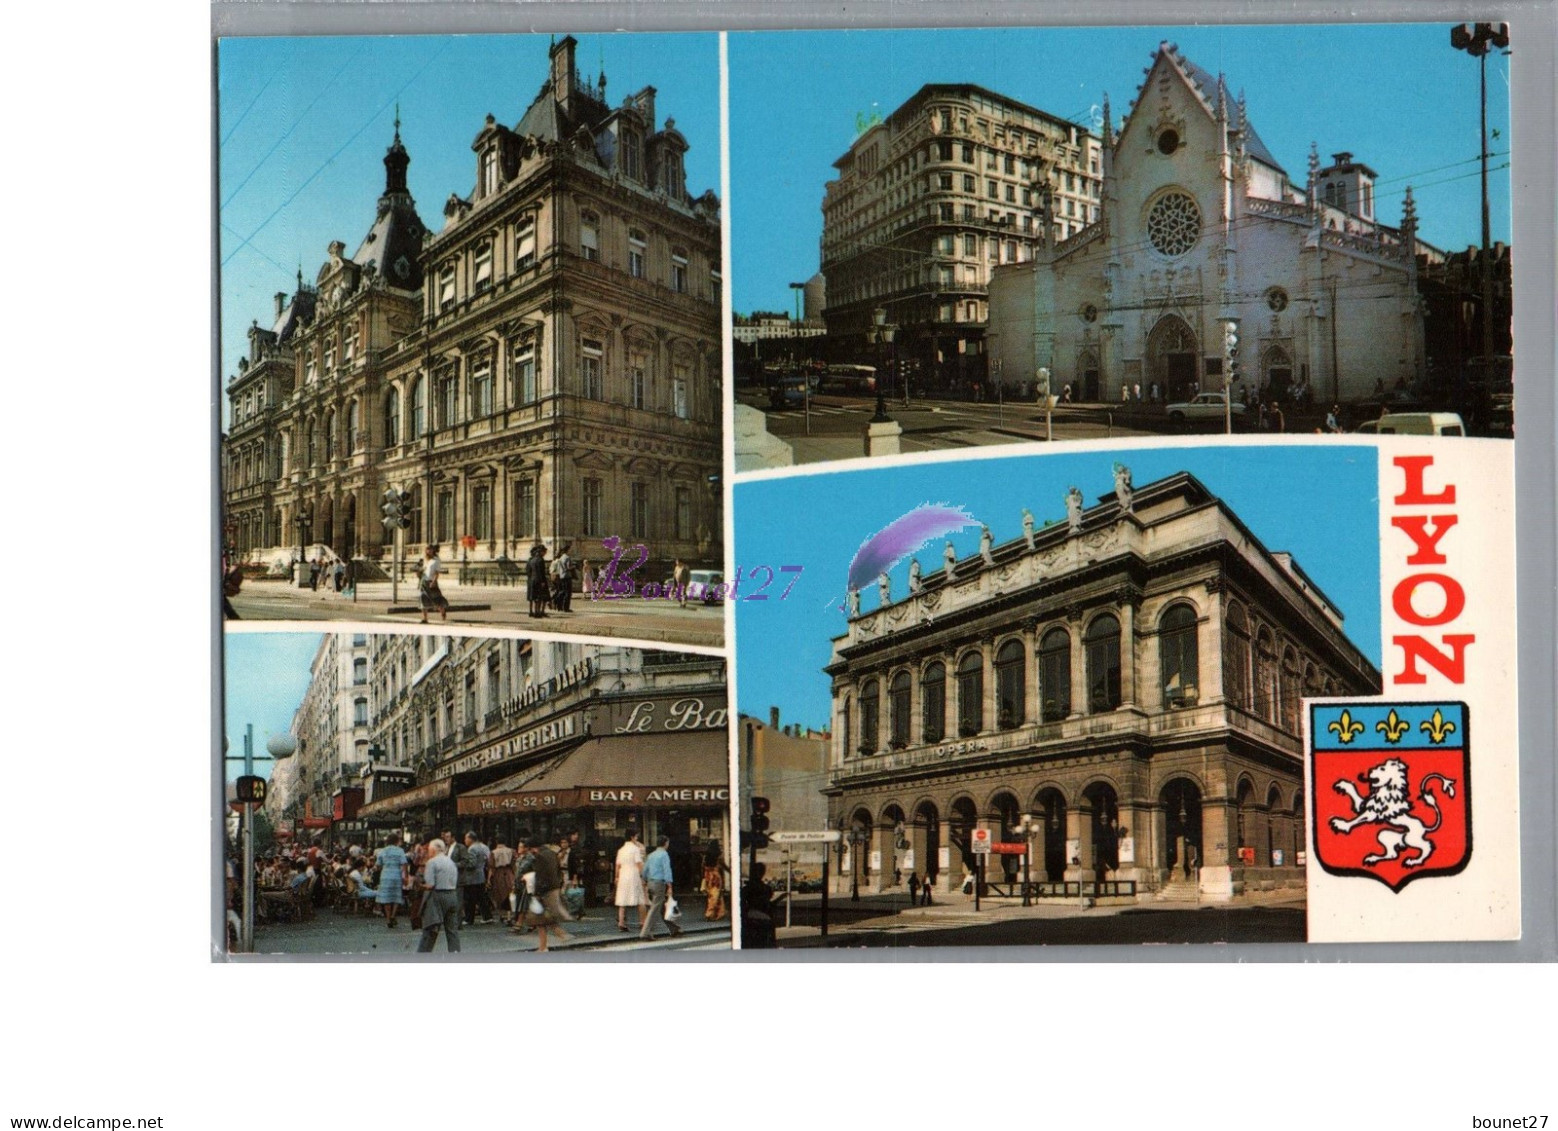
457,731,728,816
357,778,452,818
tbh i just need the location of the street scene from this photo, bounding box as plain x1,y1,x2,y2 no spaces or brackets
224,632,733,956
734,445,1382,947
219,34,725,642
730,25,1513,469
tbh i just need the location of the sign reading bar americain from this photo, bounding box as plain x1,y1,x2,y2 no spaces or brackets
458,786,730,815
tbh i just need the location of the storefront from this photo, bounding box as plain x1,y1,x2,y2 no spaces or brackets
356,778,454,846
459,731,729,902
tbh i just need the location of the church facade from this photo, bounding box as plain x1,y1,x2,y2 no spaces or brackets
987,43,1438,408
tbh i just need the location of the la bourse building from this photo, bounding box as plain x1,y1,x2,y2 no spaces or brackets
824,470,1379,901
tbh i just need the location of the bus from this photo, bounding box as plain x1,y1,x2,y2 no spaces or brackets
818,364,877,395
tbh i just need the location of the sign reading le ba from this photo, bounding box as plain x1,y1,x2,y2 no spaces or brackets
1310,702,1470,892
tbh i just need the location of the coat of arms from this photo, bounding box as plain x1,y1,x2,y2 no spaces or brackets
1309,702,1471,892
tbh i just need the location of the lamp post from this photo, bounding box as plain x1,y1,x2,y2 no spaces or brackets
292,504,313,587
1450,22,1509,388
228,724,297,952
871,307,895,423
849,823,867,901
1017,813,1039,907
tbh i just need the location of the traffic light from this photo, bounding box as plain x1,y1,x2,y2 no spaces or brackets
235,775,267,804
750,796,771,850
381,486,407,529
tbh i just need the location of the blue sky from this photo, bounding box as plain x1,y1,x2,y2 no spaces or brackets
223,633,323,783
730,23,1513,314
734,445,1382,732
218,33,720,402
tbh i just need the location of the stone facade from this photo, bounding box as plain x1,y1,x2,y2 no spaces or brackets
820,84,1100,389
823,470,1380,902
223,36,723,582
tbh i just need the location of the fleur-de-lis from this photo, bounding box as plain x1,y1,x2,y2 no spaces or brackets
1328,710,1364,744
1421,708,1457,744
1377,709,1409,743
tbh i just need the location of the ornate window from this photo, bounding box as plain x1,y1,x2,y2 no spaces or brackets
580,211,600,262
581,478,602,537
471,484,492,541
1225,601,1251,710
1146,190,1201,257
671,248,689,294
995,639,1025,728
509,339,536,405
859,679,880,754
921,662,946,743
628,229,646,279
1085,614,1122,712
581,339,604,399
1159,604,1200,707
630,481,649,539
889,671,911,748
469,355,493,417
956,651,983,737
410,376,426,438
514,216,536,270
513,479,535,541
1039,628,1071,721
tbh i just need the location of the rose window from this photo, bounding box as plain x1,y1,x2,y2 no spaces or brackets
1147,191,1201,257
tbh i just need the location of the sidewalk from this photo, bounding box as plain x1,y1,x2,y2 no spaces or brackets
228,576,724,646
245,899,731,956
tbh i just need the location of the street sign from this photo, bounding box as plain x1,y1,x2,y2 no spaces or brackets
235,775,267,804
970,828,992,855
768,830,842,844
991,842,1027,855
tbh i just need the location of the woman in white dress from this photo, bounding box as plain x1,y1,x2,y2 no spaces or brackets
613,830,648,931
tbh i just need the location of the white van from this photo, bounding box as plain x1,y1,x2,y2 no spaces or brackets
1356,412,1465,437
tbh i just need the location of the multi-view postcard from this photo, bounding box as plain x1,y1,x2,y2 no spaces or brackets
218,21,1524,957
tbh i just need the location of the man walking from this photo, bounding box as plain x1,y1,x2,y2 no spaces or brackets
460,832,493,925
640,835,682,940
416,838,461,953
515,834,571,952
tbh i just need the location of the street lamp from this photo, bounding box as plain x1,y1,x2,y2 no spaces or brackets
1017,812,1040,907
292,504,313,588
227,724,297,953
849,823,867,901
1450,22,1510,391
871,307,896,422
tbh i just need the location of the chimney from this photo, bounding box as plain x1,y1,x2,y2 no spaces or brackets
275,292,287,317
550,35,578,115
769,706,780,730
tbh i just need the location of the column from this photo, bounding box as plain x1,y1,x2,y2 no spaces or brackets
1118,596,1137,709
1198,797,1237,900
1064,802,1093,883
936,817,955,893
1068,616,1087,720
982,641,996,735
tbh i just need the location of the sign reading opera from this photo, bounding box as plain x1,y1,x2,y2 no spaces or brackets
824,469,1380,901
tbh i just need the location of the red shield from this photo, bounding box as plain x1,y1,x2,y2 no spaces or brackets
1310,703,1471,892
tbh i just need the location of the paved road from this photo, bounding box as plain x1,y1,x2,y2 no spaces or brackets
228,579,724,647
738,390,1160,464
766,892,1306,948
240,904,731,956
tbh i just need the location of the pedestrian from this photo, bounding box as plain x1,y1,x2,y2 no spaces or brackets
920,874,933,906
739,863,777,949
460,832,494,925
1133,382,1142,404
908,871,921,905
613,829,647,932
489,838,516,924
514,833,571,952
419,544,449,624
415,838,461,953
551,542,573,612
308,555,321,590
673,558,690,609
374,833,410,929
640,834,682,940
581,559,595,600
1326,405,1342,434
526,543,549,619
701,843,727,921
1270,403,1285,433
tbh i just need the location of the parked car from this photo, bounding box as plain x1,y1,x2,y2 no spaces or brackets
685,569,725,605
768,374,814,409
1356,411,1465,437
1165,392,1247,428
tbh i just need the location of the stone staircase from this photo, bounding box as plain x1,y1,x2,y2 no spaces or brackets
1156,875,1202,903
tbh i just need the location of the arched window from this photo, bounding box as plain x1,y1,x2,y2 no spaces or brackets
1085,614,1122,712
1225,602,1251,711
859,679,880,754
995,639,1025,728
1039,627,1071,721
921,662,946,744
324,411,337,460
956,652,983,737
383,388,401,448
1159,604,1200,707
1280,648,1302,733
1255,629,1279,724
345,400,360,453
889,671,911,748
410,376,426,438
